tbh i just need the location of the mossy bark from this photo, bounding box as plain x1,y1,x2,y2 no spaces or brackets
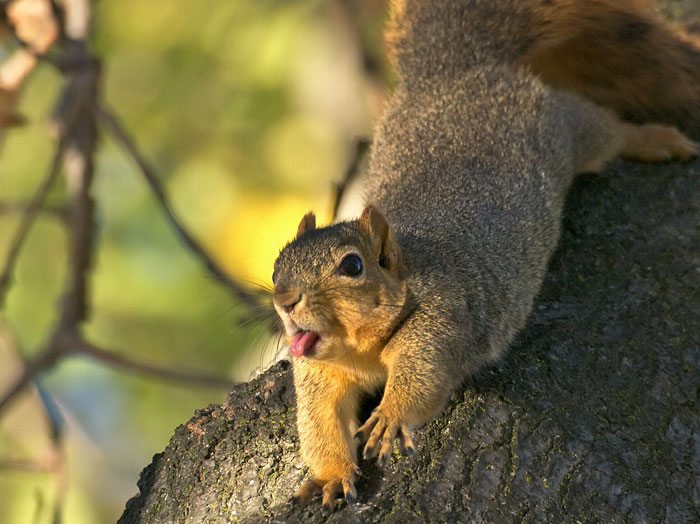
118,156,700,524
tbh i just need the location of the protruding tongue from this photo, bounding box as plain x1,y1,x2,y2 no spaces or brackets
290,331,320,357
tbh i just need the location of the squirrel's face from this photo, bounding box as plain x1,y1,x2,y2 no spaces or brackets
272,206,408,366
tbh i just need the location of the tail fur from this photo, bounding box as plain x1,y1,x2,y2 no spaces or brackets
386,0,700,133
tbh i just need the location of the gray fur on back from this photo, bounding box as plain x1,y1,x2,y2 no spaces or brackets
366,55,616,366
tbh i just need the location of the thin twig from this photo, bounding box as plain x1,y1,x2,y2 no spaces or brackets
0,327,236,418
0,201,67,219
332,138,370,220
0,337,65,417
0,458,60,474
64,333,236,389
0,140,64,308
0,6,244,422
95,104,266,312
0,324,66,524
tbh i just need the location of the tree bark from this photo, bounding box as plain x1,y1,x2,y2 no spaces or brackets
118,157,700,523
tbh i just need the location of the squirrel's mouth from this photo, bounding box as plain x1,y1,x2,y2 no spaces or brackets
290,330,320,358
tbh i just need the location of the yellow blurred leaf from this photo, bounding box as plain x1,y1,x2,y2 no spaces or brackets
213,192,329,286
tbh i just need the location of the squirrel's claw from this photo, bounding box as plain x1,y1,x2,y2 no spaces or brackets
321,481,338,514
398,424,415,456
354,412,379,444
363,416,387,460
321,477,357,512
357,409,415,466
293,474,357,512
343,479,358,504
290,478,321,507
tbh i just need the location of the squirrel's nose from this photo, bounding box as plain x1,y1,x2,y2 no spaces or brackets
274,290,303,314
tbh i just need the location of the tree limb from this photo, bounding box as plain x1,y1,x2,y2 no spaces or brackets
95,105,267,313
0,141,64,308
0,201,67,219
331,138,370,220
63,333,236,390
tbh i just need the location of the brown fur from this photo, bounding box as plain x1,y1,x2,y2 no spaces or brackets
387,0,700,132
523,0,700,129
274,210,409,510
296,211,316,237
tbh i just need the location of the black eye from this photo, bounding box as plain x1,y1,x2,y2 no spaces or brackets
339,254,363,277
272,268,277,284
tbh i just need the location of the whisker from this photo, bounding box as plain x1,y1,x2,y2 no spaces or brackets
236,310,278,330
200,273,274,294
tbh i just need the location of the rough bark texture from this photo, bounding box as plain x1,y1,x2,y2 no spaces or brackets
118,156,700,524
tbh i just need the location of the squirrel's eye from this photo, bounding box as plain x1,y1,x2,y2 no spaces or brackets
338,254,363,277
271,269,277,284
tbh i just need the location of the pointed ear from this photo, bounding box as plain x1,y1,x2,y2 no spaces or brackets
296,211,316,237
358,205,405,276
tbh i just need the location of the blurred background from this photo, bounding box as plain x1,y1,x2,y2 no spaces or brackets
0,0,386,522
3,0,696,522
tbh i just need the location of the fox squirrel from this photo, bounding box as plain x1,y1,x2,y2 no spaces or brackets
272,0,700,511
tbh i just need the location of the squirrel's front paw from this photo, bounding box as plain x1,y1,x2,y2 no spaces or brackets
290,471,358,513
355,407,415,467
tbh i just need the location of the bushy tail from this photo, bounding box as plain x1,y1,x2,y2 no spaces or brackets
521,2,700,132
386,0,700,133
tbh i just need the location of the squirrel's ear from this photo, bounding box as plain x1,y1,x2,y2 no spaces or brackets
296,211,316,237
359,205,405,277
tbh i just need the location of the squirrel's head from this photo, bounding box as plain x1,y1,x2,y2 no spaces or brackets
272,205,408,364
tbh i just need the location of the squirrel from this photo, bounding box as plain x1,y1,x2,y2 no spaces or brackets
271,0,700,511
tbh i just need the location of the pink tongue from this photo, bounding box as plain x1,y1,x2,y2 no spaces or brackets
290,331,319,357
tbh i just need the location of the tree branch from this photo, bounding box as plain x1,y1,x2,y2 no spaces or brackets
0,201,67,219
95,104,267,313
0,336,65,417
0,459,59,474
62,333,236,389
0,141,64,308
0,327,236,418
56,63,98,329
331,138,370,220
1,0,250,423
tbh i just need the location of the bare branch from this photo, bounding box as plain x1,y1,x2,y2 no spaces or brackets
1,0,243,422
5,0,59,55
61,333,236,390
331,138,370,220
0,141,64,308
0,200,67,219
0,460,54,473
0,48,37,92
56,0,91,41
95,104,267,312
0,328,235,418
0,0,60,136
0,337,65,417
0,0,99,416
56,65,98,329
